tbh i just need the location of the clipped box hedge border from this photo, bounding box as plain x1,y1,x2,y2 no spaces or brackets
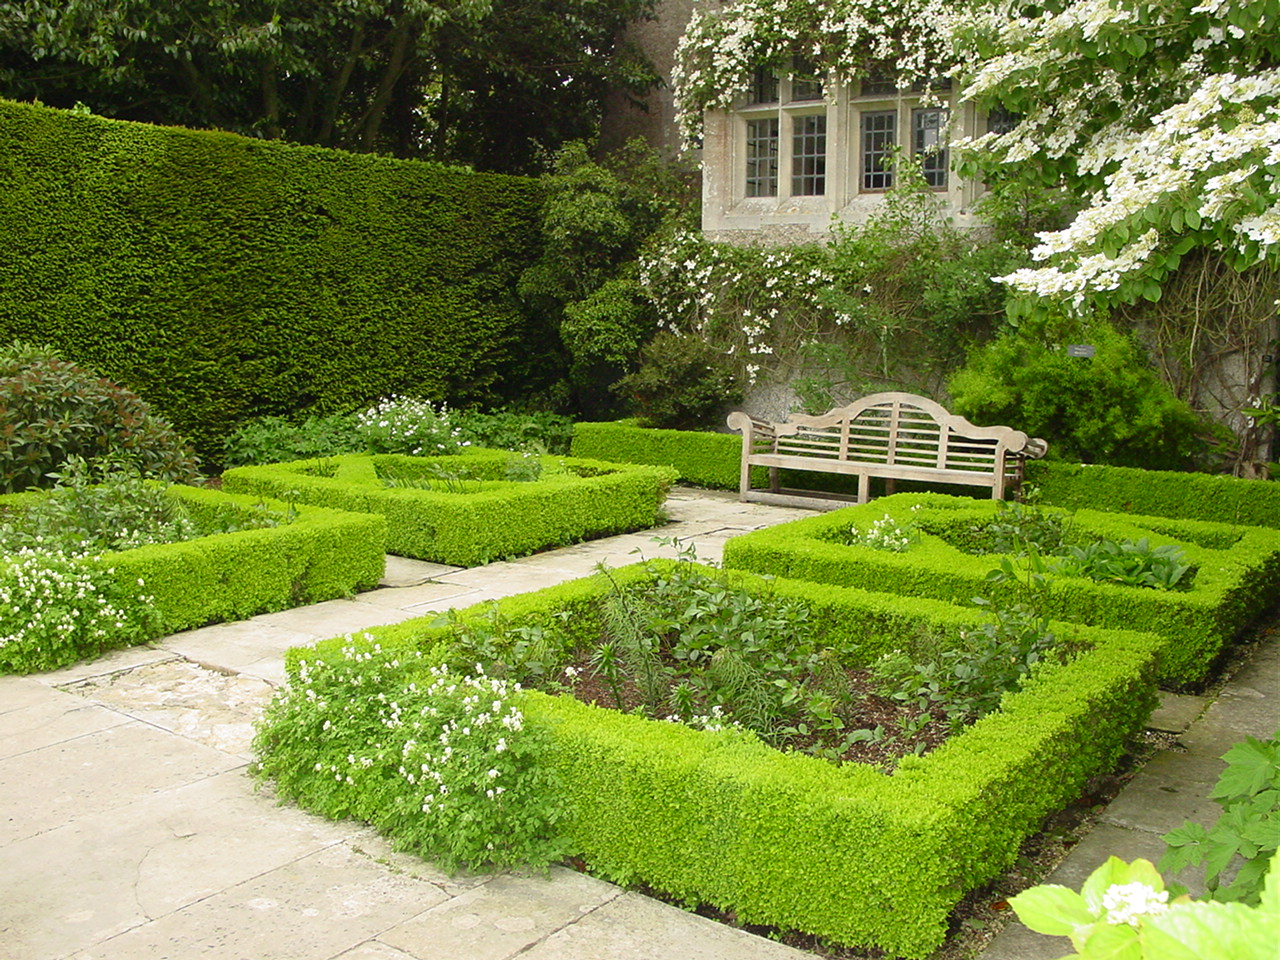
0,485,385,663
1026,460,1280,529
222,451,677,567
280,563,1162,957
721,493,1280,687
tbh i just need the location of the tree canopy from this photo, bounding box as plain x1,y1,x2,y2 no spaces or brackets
0,0,656,171
949,0,1280,313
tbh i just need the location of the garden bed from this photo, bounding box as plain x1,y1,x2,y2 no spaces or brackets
259,561,1164,957
222,450,677,566
721,493,1280,687
0,484,385,672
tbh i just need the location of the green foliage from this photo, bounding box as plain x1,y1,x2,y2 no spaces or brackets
520,139,700,418
254,646,567,871
354,396,468,457
223,413,363,466
0,341,199,493
0,0,658,174
451,409,574,455
1161,731,1280,905
873,601,1062,736
966,497,1071,557
222,452,676,566
0,100,551,463
1010,855,1280,959
612,330,743,430
570,419,743,489
1055,538,1192,591
847,510,920,553
0,547,162,674
722,494,1280,687
1028,460,1280,530
276,565,1164,957
948,316,1214,470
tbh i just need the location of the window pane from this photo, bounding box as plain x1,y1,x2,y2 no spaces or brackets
746,118,779,197
912,108,948,188
861,110,896,190
791,114,826,196
791,56,823,102
987,106,1020,135
749,66,779,105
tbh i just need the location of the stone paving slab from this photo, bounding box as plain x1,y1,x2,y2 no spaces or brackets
0,689,126,761
163,620,318,673
0,720,243,848
0,770,349,960
375,867,620,960
68,842,454,960
63,659,274,758
519,889,816,960
381,556,460,588
1147,691,1206,733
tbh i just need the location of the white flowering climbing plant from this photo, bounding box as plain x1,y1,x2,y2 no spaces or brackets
948,0,1280,313
673,0,954,144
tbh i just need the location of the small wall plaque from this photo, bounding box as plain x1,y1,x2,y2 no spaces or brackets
1067,344,1095,358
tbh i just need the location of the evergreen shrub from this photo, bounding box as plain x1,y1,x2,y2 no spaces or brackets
0,100,552,463
222,452,676,566
721,494,1280,687
0,342,199,492
262,564,1163,957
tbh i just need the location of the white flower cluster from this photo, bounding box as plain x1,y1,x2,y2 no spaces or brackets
638,230,837,385
687,704,743,733
354,395,469,456
950,0,1280,306
849,513,916,552
1101,881,1170,926
0,548,151,663
673,0,952,144
396,666,524,814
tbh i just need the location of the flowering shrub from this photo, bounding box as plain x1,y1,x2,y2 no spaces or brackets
949,0,1280,312
848,512,918,552
0,549,159,674
1009,855,1280,958
354,396,468,456
253,642,566,871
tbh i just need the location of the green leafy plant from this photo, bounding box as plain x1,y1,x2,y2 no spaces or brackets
222,413,363,466
1054,537,1192,591
0,548,161,674
967,496,1071,557
451,410,574,456
1,457,290,556
354,396,469,456
1161,731,1280,905
253,642,567,872
1009,855,1280,959
0,341,199,493
847,509,920,552
612,330,743,430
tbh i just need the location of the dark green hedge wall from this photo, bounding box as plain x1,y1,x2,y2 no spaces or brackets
0,99,554,463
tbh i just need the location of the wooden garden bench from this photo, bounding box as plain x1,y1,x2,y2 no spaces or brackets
726,392,1048,509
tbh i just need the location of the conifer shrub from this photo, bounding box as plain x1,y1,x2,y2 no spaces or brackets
0,342,199,493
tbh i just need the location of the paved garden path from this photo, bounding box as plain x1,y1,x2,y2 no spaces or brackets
1,487,1276,959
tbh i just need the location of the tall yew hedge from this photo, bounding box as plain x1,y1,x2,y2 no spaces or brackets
0,100,555,463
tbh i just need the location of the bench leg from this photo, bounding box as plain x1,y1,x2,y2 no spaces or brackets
857,473,870,504
739,457,751,502
884,477,896,497
769,466,780,493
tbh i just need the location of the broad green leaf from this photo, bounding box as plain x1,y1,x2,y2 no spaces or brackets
1077,920,1142,959
1214,736,1280,799
1144,901,1277,959
1009,884,1095,935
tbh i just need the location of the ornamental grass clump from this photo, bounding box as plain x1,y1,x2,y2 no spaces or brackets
253,641,566,872
354,396,469,456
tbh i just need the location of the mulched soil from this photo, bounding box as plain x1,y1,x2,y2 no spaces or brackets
556,654,954,769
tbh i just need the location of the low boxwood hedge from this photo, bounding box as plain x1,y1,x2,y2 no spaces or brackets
721,493,1280,687
1029,460,1280,528
0,485,385,647
222,451,677,566
269,563,1161,958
